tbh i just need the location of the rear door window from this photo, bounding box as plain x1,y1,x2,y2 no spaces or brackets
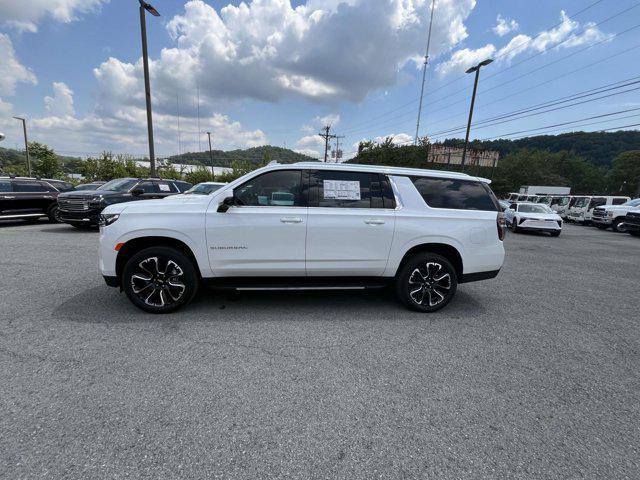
12,181,48,192
157,181,178,193
411,177,499,211
136,181,160,194
0,180,12,192
612,198,627,205
310,170,384,209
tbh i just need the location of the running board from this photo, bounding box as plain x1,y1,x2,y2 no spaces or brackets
203,276,393,291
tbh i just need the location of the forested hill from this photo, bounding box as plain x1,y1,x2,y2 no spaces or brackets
441,130,640,167
166,146,316,167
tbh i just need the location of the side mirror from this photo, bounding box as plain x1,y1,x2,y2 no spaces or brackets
131,188,144,196
217,195,235,213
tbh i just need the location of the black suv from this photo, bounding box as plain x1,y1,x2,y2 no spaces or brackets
0,176,74,223
57,177,192,228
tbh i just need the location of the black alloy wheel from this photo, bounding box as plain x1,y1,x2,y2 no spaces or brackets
396,254,458,312
122,246,198,313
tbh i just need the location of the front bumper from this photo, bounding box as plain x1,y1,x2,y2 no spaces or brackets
591,216,612,225
58,208,102,225
518,219,562,231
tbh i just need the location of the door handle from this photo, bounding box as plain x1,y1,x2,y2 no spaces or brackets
2,196,15,199
365,219,385,225
280,217,303,224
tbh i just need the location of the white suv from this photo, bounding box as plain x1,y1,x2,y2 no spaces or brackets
98,163,506,313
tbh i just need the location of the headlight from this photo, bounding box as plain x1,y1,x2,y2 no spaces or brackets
99,213,120,227
91,195,103,201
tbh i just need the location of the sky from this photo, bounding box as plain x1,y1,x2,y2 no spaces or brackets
0,0,639,161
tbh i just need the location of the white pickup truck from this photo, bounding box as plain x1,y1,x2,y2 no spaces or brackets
591,198,640,232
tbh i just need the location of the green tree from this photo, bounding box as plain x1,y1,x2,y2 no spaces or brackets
184,166,214,185
30,141,61,178
607,150,640,196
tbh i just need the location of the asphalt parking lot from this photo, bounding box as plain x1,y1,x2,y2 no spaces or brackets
1,221,638,479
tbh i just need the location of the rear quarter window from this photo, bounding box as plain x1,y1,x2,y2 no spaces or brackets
411,176,499,212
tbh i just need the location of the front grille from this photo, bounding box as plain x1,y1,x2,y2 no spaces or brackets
592,208,606,218
58,197,89,212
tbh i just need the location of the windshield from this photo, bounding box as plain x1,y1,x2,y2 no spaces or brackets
623,198,640,207
185,183,223,195
98,178,138,192
573,197,590,208
519,204,553,214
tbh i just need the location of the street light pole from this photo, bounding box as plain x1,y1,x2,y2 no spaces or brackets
206,132,214,178
461,58,493,172
138,1,160,177
13,116,31,176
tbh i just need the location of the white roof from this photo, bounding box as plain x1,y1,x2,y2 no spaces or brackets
291,162,489,183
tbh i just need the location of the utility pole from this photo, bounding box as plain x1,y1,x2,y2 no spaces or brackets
334,135,345,163
206,131,214,178
138,0,160,176
461,58,493,171
13,116,31,176
318,126,337,162
196,84,201,152
414,0,436,145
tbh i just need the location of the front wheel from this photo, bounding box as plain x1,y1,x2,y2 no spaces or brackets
47,203,61,223
612,219,627,233
395,253,458,312
510,218,519,233
122,246,199,313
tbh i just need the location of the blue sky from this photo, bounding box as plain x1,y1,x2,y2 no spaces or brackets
0,0,638,160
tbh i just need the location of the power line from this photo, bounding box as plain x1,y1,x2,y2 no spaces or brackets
340,0,608,133
344,34,640,140
428,78,640,138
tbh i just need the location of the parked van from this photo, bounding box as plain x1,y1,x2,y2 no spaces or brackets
567,196,630,224
549,196,572,218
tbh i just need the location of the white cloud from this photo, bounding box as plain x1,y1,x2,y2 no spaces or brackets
436,44,497,77
0,34,37,96
492,15,518,37
373,133,413,145
438,10,610,76
294,148,321,158
92,0,476,107
45,82,75,117
0,0,109,33
296,134,325,148
316,113,340,127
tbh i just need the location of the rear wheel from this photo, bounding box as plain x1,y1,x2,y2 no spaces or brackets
612,219,627,233
395,253,458,312
122,246,199,314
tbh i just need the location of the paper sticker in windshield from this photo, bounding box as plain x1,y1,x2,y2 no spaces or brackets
158,183,170,192
323,180,361,200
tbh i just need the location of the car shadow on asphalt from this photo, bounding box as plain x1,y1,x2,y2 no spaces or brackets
53,284,486,324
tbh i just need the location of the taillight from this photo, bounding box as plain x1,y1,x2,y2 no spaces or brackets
497,212,506,241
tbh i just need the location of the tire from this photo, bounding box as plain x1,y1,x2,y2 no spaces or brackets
122,246,199,314
630,231,640,237
595,224,608,230
47,203,61,223
510,218,518,233
395,253,458,313
612,219,627,233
